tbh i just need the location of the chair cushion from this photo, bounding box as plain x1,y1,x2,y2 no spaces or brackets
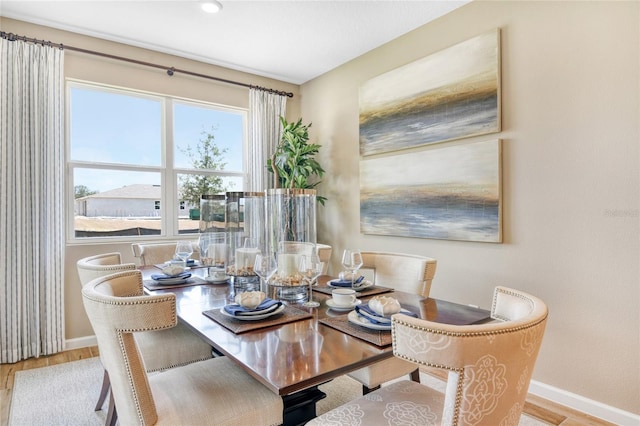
135,323,213,372
151,357,283,426
308,380,444,426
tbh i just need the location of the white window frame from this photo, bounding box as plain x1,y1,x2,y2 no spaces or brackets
66,79,248,244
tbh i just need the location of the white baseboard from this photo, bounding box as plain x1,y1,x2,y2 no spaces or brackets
528,380,640,425
64,336,639,425
65,335,97,350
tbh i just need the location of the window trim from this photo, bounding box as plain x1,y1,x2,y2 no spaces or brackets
66,79,248,244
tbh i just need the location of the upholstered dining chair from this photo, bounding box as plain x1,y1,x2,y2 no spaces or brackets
76,252,213,424
347,251,437,394
309,286,548,426
131,241,200,266
316,243,332,275
81,269,283,426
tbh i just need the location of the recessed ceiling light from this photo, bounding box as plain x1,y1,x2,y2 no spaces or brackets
201,0,222,13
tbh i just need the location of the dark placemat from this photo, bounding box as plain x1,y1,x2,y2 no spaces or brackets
313,284,394,297
319,315,392,347
203,304,313,334
143,276,209,291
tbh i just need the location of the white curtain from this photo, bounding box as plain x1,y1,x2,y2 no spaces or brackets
248,89,287,192
0,38,65,363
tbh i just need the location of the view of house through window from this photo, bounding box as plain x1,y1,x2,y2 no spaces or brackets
68,82,246,239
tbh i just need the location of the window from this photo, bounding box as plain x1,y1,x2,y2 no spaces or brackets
68,81,246,240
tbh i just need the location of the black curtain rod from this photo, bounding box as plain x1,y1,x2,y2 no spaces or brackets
0,31,294,98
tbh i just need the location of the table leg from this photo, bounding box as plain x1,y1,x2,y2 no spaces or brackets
282,386,326,426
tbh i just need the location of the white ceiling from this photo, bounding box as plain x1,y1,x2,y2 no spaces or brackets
1,0,469,84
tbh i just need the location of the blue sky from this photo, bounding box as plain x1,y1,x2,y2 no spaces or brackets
70,85,244,193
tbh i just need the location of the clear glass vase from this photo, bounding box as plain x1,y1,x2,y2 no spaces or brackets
266,188,317,301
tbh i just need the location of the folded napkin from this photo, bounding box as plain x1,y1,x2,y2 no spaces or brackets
151,271,192,281
223,298,282,316
330,276,365,288
355,304,418,325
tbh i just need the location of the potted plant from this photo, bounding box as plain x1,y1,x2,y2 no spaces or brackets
267,116,326,205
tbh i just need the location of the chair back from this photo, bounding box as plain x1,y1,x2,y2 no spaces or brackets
316,243,332,274
132,242,187,266
392,286,548,425
82,270,177,425
77,252,136,286
361,251,437,296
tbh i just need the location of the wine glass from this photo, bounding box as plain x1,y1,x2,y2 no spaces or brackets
175,241,193,263
341,249,363,288
299,255,324,308
254,253,277,292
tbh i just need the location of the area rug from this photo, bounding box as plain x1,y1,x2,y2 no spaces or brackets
10,357,548,425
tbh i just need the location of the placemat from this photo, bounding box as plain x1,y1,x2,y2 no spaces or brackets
143,276,209,291
319,315,392,347
313,284,394,297
203,305,313,334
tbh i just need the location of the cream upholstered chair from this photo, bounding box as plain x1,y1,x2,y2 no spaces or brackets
82,269,283,426
316,243,332,275
77,253,213,424
131,242,181,265
347,251,437,394
309,286,548,426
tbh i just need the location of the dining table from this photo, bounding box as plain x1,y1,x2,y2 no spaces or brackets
141,264,491,425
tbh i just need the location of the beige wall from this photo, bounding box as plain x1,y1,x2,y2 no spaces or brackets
302,0,639,415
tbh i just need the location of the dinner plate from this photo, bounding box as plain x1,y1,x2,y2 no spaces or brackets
153,277,189,285
327,279,373,291
347,310,391,330
326,298,362,311
205,275,230,284
220,304,285,321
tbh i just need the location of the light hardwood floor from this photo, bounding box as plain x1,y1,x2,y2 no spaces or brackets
1,347,616,426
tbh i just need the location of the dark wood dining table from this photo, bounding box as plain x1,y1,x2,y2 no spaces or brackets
141,265,491,425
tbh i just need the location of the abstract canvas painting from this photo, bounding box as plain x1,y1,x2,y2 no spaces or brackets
360,139,502,243
359,30,500,156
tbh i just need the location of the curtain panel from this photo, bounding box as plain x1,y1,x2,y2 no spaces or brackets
0,38,65,362
247,89,286,192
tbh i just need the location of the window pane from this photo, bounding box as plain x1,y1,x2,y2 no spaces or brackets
74,168,162,238
70,86,162,166
174,102,244,171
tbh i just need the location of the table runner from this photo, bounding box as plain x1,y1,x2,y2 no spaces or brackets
313,284,394,297
203,305,313,334
319,315,392,347
143,276,209,291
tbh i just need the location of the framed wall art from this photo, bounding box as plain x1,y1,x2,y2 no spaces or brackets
359,29,501,156
360,139,502,243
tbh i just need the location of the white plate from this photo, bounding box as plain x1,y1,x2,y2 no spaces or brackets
326,298,362,311
347,310,391,330
205,275,230,284
220,304,285,321
153,277,189,285
327,279,373,291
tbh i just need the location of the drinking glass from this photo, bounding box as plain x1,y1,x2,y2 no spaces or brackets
175,241,193,263
341,249,363,288
299,255,323,308
254,253,277,292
